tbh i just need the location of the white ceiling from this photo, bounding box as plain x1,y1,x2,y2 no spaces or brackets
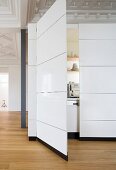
0,0,28,28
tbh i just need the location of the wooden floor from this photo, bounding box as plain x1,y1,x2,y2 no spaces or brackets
0,112,116,170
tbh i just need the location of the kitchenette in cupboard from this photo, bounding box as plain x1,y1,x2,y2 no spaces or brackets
67,25,80,139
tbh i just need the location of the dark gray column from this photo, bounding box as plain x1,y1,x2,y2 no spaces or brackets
21,29,26,128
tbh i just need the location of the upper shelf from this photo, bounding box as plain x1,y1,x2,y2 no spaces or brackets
67,56,79,61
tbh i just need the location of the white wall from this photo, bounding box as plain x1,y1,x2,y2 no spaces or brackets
0,66,21,111
79,24,116,137
0,73,8,111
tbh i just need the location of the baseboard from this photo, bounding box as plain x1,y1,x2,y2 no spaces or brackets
29,137,37,141
37,138,68,161
79,137,116,141
68,132,79,139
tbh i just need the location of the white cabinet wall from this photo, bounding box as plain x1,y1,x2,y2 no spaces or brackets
79,24,116,137
28,23,37,137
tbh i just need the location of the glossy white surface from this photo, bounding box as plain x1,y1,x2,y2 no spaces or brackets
28,23,37,40
37,121,67,155
36,0,67,156
37,16,67,65
28,66,36,93
37,54,67,93
28,23,37,137
28,40,37,65
79,24,116,138
37,92,67,130
67,104,79,132
80,94,116,121
79,24,116,40
28,119,37,137
37,0,66,38
80,67,116,93
28,92,37,120
79,40,116,66
80,121,116,137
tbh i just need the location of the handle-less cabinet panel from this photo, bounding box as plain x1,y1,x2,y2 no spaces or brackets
37,54,67,93
28,92,37,120
80,67,116,93
28,120,37,137
80,121,116,137
67,104,79,132
28,23,37,40
37,92,67,130
79,24,116,40
28,40,37,65
37,16,67,65
28,23,37,138
80,94,116,121
37,121,67,155
80,40,116,66
37,0,66,38
28,66,36,93
37,0,67,159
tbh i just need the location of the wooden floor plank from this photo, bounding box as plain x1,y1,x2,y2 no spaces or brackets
0,112,116,170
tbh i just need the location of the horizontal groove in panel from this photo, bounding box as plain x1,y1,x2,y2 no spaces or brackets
37,52,66,66
82,120,116,121
79,39,116,40
80,120,116,137
37,14,66,39
37,54,67,93
37,0,66,37
80,93,116,94
37,15,67,65
37,121,67,155
38,120,66,132
37,92,67,130
37,91,66,94
80,66,116,67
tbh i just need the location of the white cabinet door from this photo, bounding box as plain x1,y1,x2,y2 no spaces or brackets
67,102,79,132
79,24,116,40
80,40,116,66
37,0,67,159
80,67,116,93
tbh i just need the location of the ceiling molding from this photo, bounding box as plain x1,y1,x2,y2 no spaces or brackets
0,29,20,65
0,0,29,28
28,0,116,23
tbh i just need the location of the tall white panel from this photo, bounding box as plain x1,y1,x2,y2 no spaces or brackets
28,23,37,137
79,24,116,138
80,40,116,66
37,0,67,158
37,54,67,93
37,16,67,64
79,24,116,40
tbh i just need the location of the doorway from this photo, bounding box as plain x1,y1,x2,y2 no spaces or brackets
0,73,9,111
